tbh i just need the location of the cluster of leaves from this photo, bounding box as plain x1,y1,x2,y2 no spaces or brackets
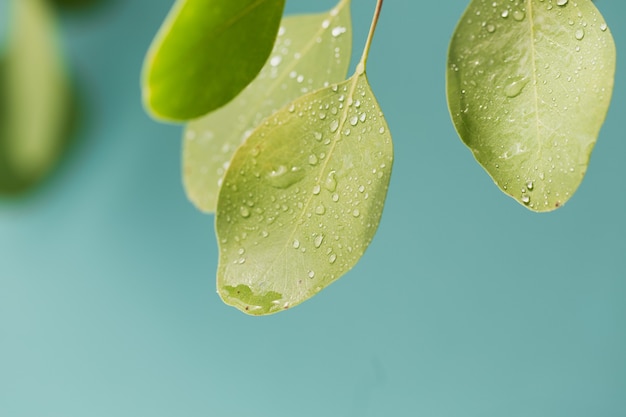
143,0,393,315
143,0,614,315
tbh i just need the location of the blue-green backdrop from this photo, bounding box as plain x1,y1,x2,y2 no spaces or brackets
1,0,625,416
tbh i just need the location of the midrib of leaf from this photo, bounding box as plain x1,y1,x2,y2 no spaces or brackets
256,0,380,280
526,0,544,158
256,73,362,283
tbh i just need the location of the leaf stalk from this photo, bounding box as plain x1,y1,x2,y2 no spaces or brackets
360,0,383,68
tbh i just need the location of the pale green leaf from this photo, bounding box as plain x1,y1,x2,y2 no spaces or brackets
0,0,71,194
142,0,286,122
215,68,393,315
447,0,615,211
183,0,352,213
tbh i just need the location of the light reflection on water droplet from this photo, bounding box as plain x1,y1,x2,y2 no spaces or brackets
331,26,347,37
575,28,585,40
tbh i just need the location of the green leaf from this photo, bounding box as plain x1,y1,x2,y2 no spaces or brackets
183,0,352,213
447,0,615,211
215,67,393,315
142,0,286,122
0,0,72,194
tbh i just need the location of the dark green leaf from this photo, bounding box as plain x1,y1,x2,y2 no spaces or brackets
142,0,286,121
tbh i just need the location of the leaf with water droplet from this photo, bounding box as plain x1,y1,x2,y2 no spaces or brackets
215,68,393,315
447,0,615,211
142,0,286,121
1,0,73,194
183,0,352,212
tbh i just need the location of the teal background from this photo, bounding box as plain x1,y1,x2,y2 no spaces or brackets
1,0,625,415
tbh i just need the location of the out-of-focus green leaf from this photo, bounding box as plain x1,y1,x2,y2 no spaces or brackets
183,0,352,213
216,67,393,315
0,0,72,194
142,0,286,122
447,0,615,211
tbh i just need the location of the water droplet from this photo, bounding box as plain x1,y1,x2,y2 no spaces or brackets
521,195,531,205
332,193,339,202
321,19,330,29
329,120,339,133
600,22,607,32
267,165,303,189
324,171,337,192
504,76,529,98
331,26,347,37
314,132,323,141
352,209,360,217
527,181,534,190
315,204,326,215
556,0,568,6
240,206,251,218
312,185,321,195
308,270,316,278
270,56,282,67
329,253,337,264
379,127,386,134
349,115,358,126
308,154,318,165
292,239,300,249
501,10,509,18
575,28,585,40
314,234,324,248
486,24,496,33
513,10,525,21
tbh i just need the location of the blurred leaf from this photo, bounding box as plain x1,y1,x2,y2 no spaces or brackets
47,0,106,11
447,0,615,211
0,0,72,194
183,0,352,213
142,0,286,122
216,67,393,315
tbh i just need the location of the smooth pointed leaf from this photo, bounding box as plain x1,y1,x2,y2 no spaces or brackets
142,0,286,122
447,0,615,211
215,69,393,315
0,0,71,194
183,0,352,213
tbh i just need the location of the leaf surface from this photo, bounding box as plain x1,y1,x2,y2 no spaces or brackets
447,0,615,211
0,0,71,194
216,68,393,315
184,0,352,213
142,0,286,121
